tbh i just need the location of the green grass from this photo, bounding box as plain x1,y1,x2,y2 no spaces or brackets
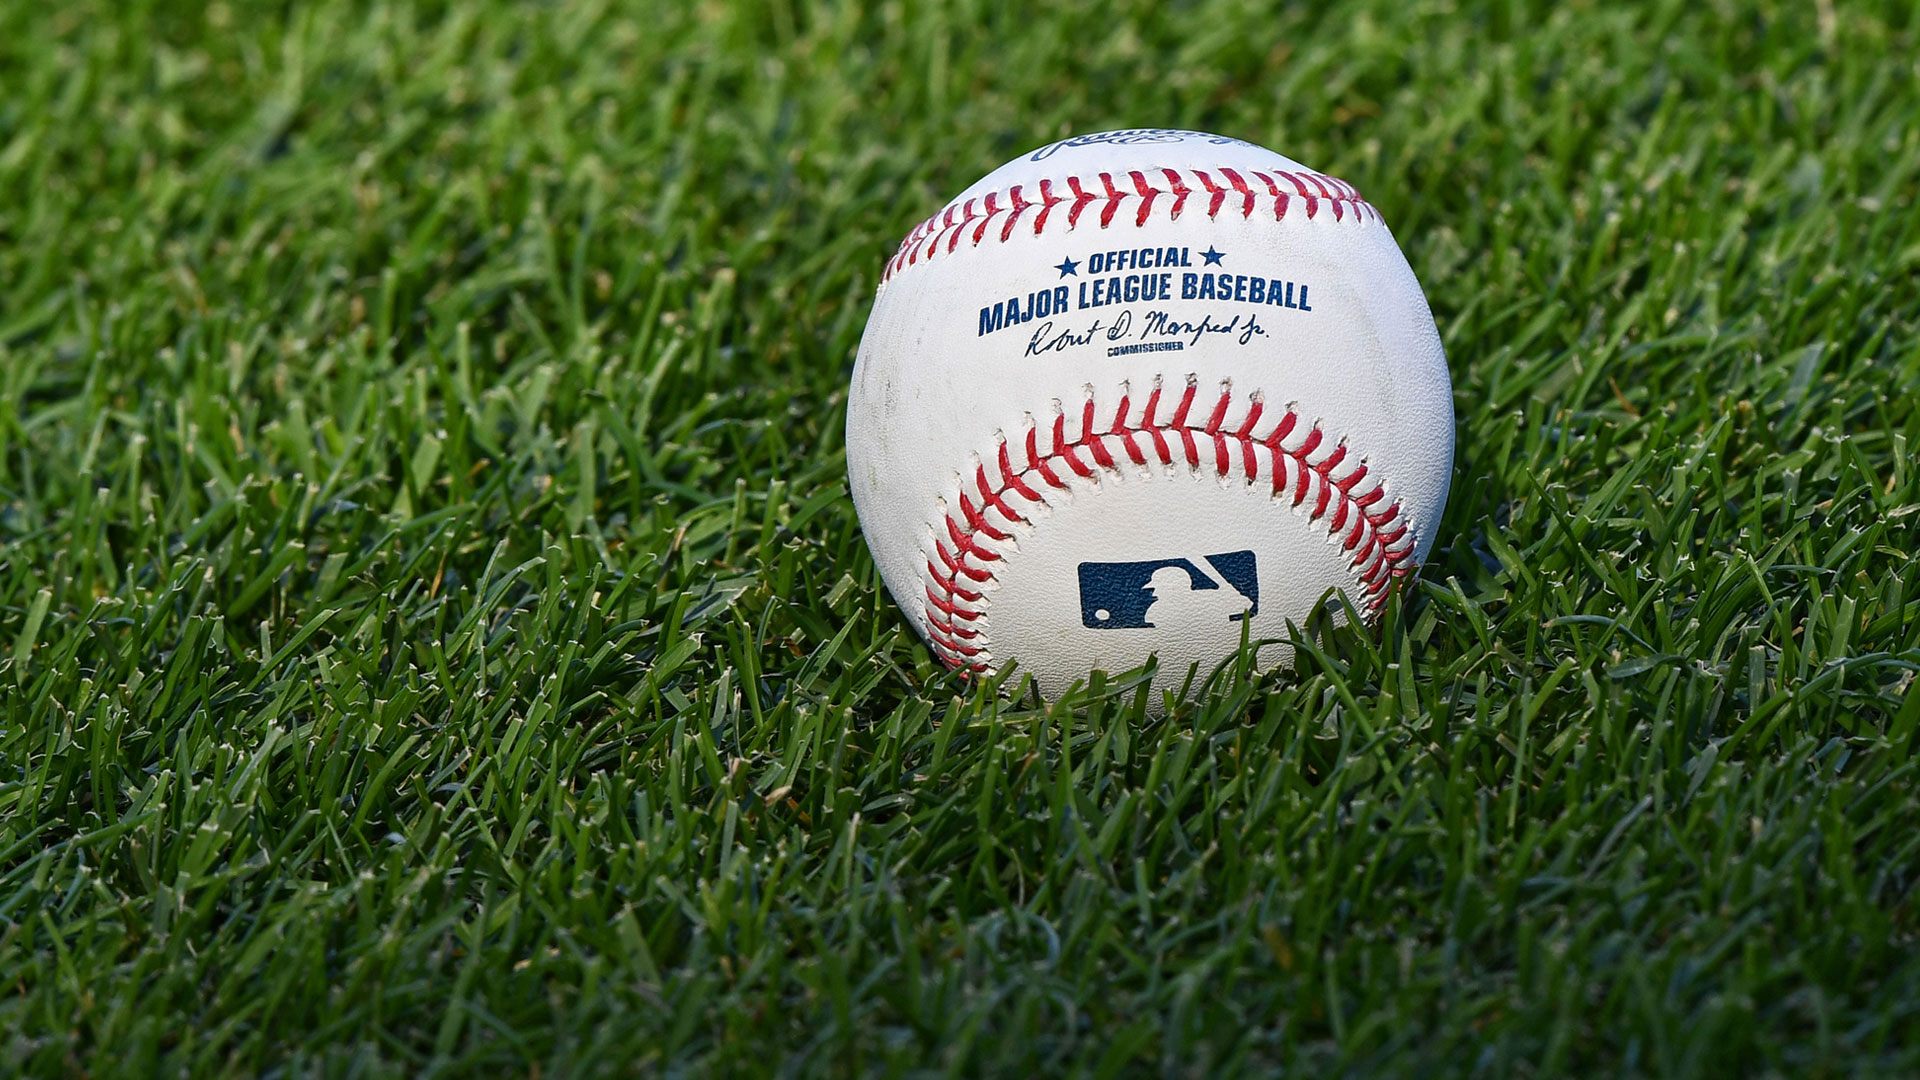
2,0,1918,1075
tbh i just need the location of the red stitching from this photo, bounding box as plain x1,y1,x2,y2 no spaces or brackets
1251,171,1289,222
1031,179,1061,234
1220,168,1257,219
1066,177,1096,227
1163,169,1190,217
920,381,1420,672
1274,171,1319,220
1194,169,1226,219
1001,185,1029,242
1097,172,1124,228
882,167,1376,283
971,192,1002,245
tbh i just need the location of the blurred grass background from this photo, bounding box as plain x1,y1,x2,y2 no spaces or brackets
1,0,1917,1075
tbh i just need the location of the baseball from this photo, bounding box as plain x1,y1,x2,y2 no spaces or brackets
847,129,1454,703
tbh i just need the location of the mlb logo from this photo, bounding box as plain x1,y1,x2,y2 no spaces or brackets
1077,550,1259,629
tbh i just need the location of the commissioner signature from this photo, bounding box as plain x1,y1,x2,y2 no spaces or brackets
1024,308,1266,356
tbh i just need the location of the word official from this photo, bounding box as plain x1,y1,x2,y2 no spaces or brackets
1086,247,1192,273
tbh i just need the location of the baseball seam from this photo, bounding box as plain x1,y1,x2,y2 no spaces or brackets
922,378,1417,674
882,166,1378,284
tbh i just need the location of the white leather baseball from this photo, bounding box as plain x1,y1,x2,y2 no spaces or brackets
847,129,1453,702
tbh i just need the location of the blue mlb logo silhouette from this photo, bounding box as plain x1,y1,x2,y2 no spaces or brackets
1077,550,1259,629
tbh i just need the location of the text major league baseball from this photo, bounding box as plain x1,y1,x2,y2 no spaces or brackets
976,244,1315,341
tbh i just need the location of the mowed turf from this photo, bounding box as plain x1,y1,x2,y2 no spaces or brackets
3,0,1918,1075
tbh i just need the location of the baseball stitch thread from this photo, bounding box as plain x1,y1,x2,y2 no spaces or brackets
922,379,1418,674
882,167,1378,283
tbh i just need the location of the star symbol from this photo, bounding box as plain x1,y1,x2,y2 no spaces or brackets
1201,246,1226,266
1054,256,1080,277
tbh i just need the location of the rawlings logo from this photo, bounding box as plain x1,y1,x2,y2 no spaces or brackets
1028,129,1256,161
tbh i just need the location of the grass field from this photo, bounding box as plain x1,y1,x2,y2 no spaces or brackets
3,0,1918,1075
